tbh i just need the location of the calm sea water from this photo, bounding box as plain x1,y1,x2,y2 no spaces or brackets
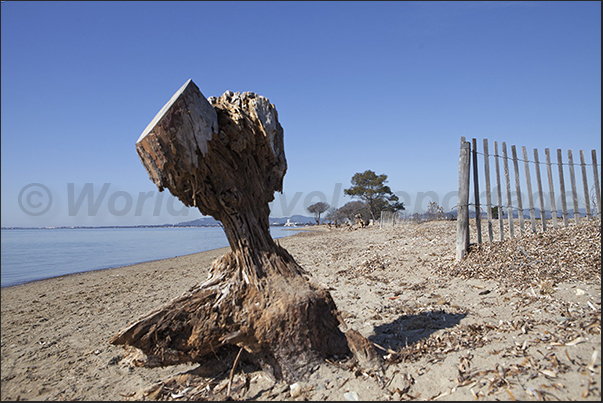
0,226,303,288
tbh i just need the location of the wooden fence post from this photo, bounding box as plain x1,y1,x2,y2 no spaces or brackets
456,138,471,260
545,148,558,229
522,146,537,232
511,145,525,234
579,150,591,219
533,149,546,232
557,149,569,227
483,139,494,242
592,150,601,217
494,141,504,240
472,138,482,244
502,142,515,238
567,150,580,224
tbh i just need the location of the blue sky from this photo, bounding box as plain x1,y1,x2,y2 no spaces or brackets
1,1,601,227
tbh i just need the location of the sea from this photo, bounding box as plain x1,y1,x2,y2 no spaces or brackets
0,226,304,288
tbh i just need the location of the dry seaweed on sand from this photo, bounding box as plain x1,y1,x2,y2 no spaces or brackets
433,217,601,291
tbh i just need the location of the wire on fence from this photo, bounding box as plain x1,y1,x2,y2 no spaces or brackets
473,150,601,168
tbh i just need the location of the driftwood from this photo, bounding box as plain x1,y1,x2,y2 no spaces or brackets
110,80,379,382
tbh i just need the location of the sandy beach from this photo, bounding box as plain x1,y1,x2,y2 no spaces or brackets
1,219,600,401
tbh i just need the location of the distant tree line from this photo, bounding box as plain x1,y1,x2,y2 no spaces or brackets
306,169,405,225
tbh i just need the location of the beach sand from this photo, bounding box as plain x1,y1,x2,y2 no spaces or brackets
1,219,600,401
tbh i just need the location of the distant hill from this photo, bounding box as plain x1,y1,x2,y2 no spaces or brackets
176,217,221,226
176,215,316,227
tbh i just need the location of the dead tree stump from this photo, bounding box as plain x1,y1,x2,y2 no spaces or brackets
110,80,378,381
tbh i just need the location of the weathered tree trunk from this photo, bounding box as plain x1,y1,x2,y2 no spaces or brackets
110,80,375,382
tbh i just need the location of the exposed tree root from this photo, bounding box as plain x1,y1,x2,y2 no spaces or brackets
110,245,364,382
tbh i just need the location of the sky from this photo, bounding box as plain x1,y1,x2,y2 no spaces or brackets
1,1,601,227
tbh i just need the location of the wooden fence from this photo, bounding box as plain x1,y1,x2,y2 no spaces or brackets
456,137,601,260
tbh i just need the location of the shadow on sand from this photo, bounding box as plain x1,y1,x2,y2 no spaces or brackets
369,310,467,352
